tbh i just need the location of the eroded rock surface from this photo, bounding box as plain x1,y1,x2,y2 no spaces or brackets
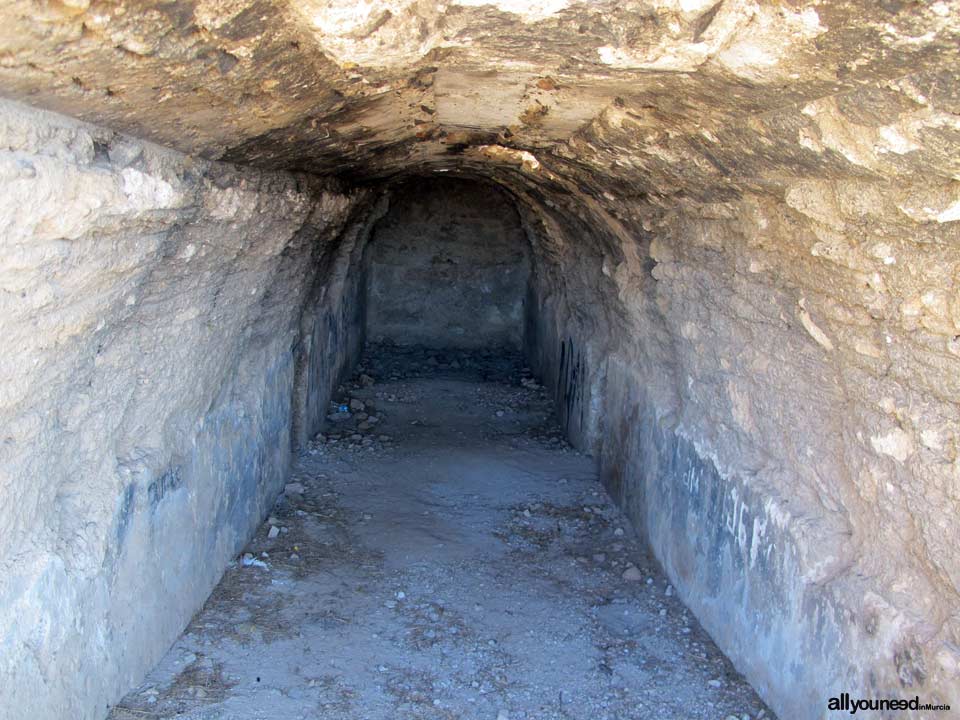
0,1,958,719
0,98,373,720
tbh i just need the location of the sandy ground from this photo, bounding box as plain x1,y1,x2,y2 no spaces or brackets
108,348,775,720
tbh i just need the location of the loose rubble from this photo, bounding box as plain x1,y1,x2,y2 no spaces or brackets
306,343,574,460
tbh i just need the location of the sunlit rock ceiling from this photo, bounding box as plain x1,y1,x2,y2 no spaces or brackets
1,0,957,197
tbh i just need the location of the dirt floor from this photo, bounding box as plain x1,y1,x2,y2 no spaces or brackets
108,345,775,720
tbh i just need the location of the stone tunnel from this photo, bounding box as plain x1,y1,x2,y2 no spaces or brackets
0,1,958,719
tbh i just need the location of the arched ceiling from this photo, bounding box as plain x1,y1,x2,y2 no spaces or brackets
1,0,957,199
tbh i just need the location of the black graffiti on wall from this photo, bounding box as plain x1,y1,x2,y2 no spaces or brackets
556,337,586,436
148,465,183,508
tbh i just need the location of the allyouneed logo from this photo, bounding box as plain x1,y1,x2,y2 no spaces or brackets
828,693,951,714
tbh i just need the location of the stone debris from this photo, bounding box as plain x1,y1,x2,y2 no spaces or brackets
240,553,268,569
360,342,525,385
622,566,644,581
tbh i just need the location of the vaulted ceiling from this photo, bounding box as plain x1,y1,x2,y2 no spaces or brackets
2,0,957,195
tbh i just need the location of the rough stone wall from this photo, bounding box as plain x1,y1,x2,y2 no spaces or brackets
0,99,364,720
605,189,960,712
547,186,960,718
516,196,615,453
292,196,388,447
365,179,530,349
519,184,960,715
